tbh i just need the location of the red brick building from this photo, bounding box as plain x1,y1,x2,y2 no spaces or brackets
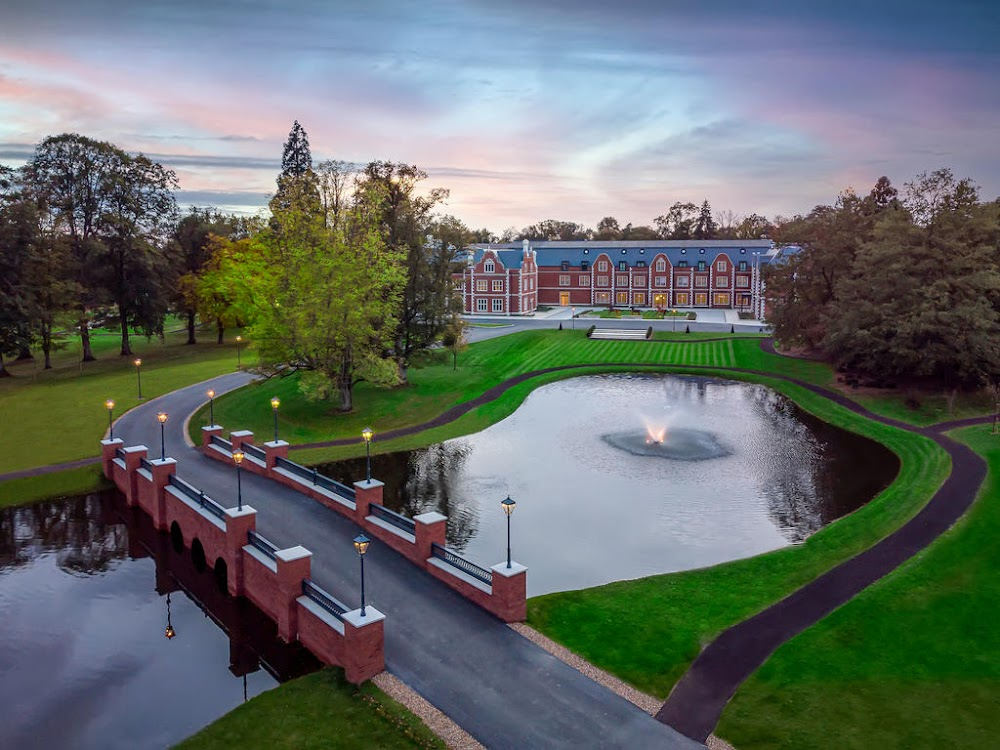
457,239,774,318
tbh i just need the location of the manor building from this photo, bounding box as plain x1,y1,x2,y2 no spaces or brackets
457,240,775,318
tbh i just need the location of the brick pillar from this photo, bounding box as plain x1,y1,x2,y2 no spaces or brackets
353,479,383,524
148,458,177,531
263,440,289,469
490,562,528,622
230,430,254,452
101,438,123,478
223,505,257,597
341,607,386,684
414,512,447,563
122,446,148,506
274,546,312,642
201,425,223,450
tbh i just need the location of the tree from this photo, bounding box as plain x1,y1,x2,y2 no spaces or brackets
621,223,659,240
714,209,742,239
316,159,356,230
171,209,234,344
441,317,468,370
248,179,405,411
355,162,460,383
24,134,120,361
196,234,256,344
0,167,34,375
734,212,772,239
98,153,179,355
595,216,622,240
655,202,698,239
693,200,717,240
280,120,312,179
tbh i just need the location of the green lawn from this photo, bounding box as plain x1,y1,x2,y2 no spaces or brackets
175,669,445,750
716,425,1000,749
0,329,242,476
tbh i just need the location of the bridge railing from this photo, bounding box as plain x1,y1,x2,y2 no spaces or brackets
431,542,493,586
242,442,266,462
140,457,154,472
210,434,233,451
168,475,227,520
115,447,126,461
301,578,348,621
275,456,356,501
369,503,416,535
247,530,279,560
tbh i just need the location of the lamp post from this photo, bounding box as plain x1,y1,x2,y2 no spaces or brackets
361,426,373,482
206,389,216,426
235,335,242,370
232,450,244,511
501,495,516,569
353,534,370,616
156,412,168,461
164,592,176,640
672,310,676,333
105,399,115,439
270,396,280,442
571,306,575,330
134,358,143,399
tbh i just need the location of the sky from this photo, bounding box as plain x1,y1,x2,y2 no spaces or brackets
1,0,998,231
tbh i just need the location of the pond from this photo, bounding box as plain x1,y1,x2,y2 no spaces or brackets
0,492,319,750
319,374,899,596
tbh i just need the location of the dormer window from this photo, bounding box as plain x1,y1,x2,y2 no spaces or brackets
636,260,646,268
561,261,569,271
484,260,495,273
738,260,748,271
697,260,706,271
618,260,627,271
678,260,688,268
581,260,590,271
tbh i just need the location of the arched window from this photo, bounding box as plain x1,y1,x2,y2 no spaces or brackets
484,260,495,273
655,258,666,272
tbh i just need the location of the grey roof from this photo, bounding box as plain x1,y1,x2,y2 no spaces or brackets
469,239,774,269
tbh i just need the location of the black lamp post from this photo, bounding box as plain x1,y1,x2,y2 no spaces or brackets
361,426,373,482
672,311,677,333
207,389,215,426
571,306,575,330
105,399,115,439
164,592,176,640
235,335,242,370
270,396,280,442
501,495,516,569
134,358,143,399
353,534,370,616
156,411,168,460
233,450,244,511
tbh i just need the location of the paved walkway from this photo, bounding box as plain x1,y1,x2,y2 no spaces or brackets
112,372,701,750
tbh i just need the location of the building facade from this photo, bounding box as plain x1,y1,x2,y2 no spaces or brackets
457,239,774,318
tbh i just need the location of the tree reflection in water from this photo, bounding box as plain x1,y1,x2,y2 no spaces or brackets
0,492,128,575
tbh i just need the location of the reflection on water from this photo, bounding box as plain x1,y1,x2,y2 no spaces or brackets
319,374,898,596
0,492,319,750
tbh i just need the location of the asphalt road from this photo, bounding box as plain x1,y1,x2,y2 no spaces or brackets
113,372,703,750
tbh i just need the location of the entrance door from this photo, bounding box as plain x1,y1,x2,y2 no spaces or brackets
653,293,667,310
559,292,570,306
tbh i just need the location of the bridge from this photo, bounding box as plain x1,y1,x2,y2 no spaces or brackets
107,372,701,750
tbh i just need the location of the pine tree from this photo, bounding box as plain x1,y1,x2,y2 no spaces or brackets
694,200,717,240
280,121,312,180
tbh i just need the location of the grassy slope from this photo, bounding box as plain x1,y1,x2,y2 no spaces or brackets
717,425,1000,749
0,330,240,475
175,669,445,750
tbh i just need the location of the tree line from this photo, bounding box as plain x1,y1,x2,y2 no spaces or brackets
0,123,470,410
765,170,1000,390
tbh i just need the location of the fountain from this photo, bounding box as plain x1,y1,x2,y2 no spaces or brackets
601,416,731,461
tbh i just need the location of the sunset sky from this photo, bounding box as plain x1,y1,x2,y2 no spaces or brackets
1,0,997,231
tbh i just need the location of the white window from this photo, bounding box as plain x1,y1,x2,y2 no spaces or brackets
695,276,708,288
597,275,609,286
559,275,571,286
476,279,487,291
716,276,729,288
595,291,610,304
484,260,495,273
654,276,667,287
492,279,503,292
616,275,628,286
598,261,608,271
736,276,750,288
476,298,487,311
578,274,590,285
676,276,690,287
655,258,666,272
635,276,646,286
492,298,503,312
634,292,646,305
716,260,727,271
616,291,629,304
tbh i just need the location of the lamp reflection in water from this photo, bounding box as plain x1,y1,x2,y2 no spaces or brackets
164,592,176,640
